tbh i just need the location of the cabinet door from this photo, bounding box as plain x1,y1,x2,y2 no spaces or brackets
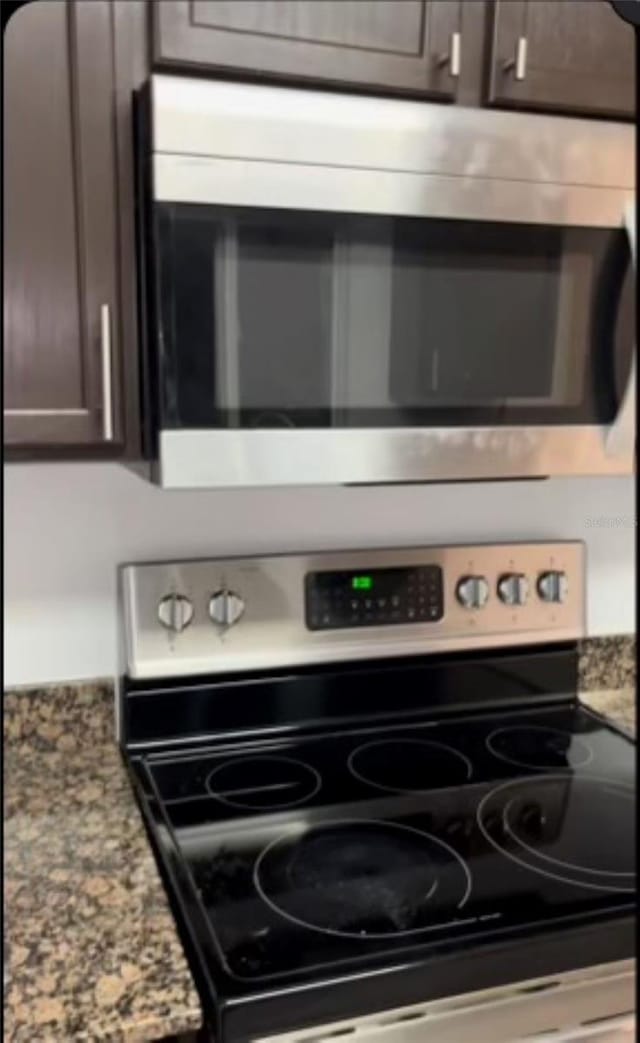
152,0,466,99
3,0,124,450
488,0,635,118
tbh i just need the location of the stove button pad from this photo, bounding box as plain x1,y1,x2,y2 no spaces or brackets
306,565,444,630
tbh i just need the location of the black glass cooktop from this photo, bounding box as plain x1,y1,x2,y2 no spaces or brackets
142,702,635,985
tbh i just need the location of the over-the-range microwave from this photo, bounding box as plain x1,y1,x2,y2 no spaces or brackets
134,74,635,489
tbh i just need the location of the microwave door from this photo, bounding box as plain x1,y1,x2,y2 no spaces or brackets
151,206,634,488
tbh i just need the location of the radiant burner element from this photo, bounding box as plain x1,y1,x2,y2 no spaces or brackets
348,739,473,793
478,775,635,892
486,726,593,771
254,819,472,939
206,756,321,810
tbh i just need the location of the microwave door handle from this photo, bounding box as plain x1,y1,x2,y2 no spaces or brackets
606,199,635,456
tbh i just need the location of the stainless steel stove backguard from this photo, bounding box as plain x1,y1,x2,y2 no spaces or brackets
120,541,585,681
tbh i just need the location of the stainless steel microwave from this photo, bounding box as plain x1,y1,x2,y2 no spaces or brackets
134,75,635,488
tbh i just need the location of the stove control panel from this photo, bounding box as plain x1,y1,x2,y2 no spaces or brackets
120,541,585,679
305,566,443,630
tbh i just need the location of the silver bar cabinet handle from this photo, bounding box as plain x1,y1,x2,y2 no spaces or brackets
437,32,461,78
504,37,527,80
100,303,114,441
515,36,527,80
450,32,461,78
606,200,636,457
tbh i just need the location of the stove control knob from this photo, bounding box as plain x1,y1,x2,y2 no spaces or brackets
157,593,194,633
537,570,568,604
498,573,529,607
456,575,489,610
209,589,245,628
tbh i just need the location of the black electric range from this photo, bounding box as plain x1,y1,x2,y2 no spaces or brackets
123,646,635,1042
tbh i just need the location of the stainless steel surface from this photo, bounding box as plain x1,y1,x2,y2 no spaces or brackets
157,592,194,633
156,424,633,488
150,75,633,226
208,589,246,628
538,570,569,604
455,574,489,610
253,960,635,1043
150,75,634,191
99,303,113,442
153,152,630,229
497,573,529,607
544,1017,635,1042
121,542,585,680
450,31,461,78
606,200,636,458
437,31,461,77
515,36,528,82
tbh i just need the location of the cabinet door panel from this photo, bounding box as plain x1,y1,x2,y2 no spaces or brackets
73,0,122,442
3,0,124,450
153,0,463,99
3,0,88,440
193,1,424,53
488,0,634,118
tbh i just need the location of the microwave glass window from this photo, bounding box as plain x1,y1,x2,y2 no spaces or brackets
235,224,333,422
389,223,578,406
154,205,627,429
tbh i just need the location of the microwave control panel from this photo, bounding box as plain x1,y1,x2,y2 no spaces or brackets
305,566,444,630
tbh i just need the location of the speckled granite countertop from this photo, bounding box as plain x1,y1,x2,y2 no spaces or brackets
578,636,635,694
580,687,636,737
3,684,202,1043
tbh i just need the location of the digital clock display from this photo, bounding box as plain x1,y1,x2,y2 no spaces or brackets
305,565,444,630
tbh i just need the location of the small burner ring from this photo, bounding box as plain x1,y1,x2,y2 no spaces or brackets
206,755,321,811
486,725,594,771
348,738,473,794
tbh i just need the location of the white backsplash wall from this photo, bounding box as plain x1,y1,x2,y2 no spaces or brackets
3,463,635,687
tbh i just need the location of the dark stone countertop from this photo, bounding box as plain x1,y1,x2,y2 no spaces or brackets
3,684,202,1042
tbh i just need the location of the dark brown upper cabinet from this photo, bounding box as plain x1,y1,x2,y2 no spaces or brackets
152,1,479,102
152,1,634,118
488,0,635,119
3,0,144,457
